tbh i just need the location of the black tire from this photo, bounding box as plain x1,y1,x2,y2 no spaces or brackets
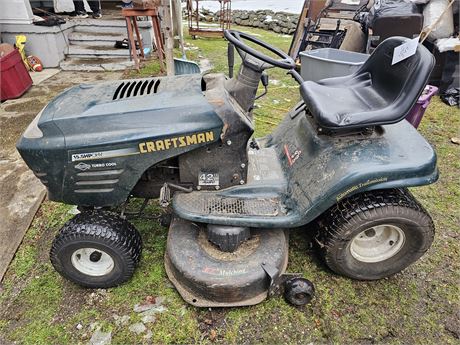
284,277,315,306
315,188,435,280
50,211,142,288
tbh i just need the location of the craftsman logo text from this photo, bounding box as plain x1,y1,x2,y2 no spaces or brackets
139,131,215,153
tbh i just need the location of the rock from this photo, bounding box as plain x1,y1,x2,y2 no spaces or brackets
89,329,112,345
134,296,167,314
264,15,273,24
198,8,298,35
114,315,130,326
139,305,167,317
144,330,153,340
134,303,153,313
76,323,83,330
90,322,100,332
142,314,157,324
129,322,147,334
269,21,279,30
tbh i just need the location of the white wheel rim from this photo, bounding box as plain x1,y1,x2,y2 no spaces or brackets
71,248,115,276
350,224,406,263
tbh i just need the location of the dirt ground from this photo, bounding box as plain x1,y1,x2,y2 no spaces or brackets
0,28,459,345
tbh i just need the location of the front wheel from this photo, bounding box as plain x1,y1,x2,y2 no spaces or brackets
315,188,435,280
50,211,142,288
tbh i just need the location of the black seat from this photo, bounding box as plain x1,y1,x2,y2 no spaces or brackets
300,37,435,130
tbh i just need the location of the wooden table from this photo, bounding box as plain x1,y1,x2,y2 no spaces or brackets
122,8,165,71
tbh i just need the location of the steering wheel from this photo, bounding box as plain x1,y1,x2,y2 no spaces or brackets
224,30,296,70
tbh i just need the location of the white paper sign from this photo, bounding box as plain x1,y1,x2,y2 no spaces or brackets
392,36,420,65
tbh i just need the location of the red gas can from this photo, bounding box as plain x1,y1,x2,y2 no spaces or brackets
1,49,33,101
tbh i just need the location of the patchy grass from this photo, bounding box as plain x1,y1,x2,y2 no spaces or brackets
1,26,459,344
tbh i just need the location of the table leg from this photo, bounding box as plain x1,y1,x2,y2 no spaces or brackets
126,17,139,71
133,19,145,59
152,15,165,71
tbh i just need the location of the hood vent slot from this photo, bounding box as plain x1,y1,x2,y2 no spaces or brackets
113,78,161,100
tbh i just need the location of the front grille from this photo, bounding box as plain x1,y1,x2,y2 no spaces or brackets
112,78,161,100
176,193,281,217
74,169,124,194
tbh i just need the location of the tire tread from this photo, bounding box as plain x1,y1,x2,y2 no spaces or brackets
50,211,142,288
315,188,435,279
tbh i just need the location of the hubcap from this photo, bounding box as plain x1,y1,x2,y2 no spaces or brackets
71,248,114,276
350,224,405,263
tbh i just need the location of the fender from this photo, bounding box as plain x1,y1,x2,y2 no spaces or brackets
173,107,438,228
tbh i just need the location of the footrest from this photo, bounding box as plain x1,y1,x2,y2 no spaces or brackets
174,192,283,218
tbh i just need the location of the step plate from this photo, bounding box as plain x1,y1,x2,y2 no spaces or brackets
175,193,282,217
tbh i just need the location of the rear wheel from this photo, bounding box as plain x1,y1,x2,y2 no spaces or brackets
315,188,434,280
50,211,142,288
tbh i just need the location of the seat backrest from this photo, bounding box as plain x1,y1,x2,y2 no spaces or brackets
357,36,434,118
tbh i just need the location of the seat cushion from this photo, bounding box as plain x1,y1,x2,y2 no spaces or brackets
300,37,435,130
300,73,391,128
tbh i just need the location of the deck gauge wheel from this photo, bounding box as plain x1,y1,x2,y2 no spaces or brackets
283,277,315,306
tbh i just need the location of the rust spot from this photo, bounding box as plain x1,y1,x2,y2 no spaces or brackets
220,123,229,140
208,99,225,106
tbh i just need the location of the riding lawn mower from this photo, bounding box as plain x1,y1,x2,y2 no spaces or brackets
17,30,437,307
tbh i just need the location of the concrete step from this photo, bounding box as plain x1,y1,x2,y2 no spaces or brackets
68,31,128,47
60,57,134,71
72,18,152,34
67,44,131,57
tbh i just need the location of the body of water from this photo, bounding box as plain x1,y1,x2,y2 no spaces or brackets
198,0,304,14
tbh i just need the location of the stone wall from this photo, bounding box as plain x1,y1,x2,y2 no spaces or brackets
199,9,299,35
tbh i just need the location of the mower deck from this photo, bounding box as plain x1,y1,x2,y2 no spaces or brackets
164,217,288,307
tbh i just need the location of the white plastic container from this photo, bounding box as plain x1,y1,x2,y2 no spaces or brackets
300,48,369,82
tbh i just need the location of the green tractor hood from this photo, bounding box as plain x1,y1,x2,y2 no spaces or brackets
17,74,223,206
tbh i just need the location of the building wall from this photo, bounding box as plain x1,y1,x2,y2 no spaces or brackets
1,21,154,68
1,22,74,67
0,0,34,24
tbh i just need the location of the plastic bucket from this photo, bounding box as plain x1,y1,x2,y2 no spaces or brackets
300,48,369,82
406,85,438,128
0,49,32,101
